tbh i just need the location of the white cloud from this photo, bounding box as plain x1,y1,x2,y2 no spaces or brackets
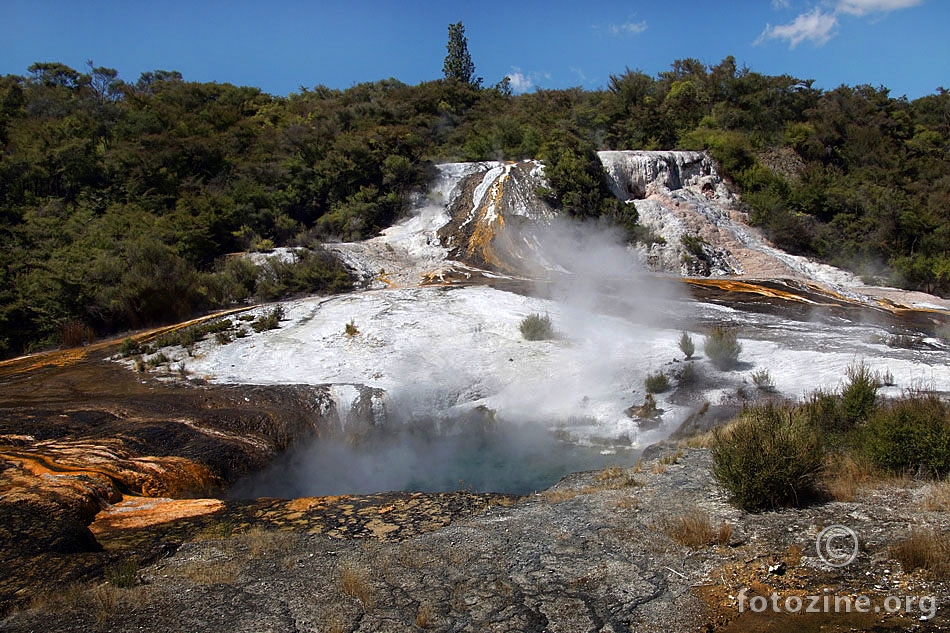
759,0,921,48
755,8,838,47
836,0,922,15
607,20,648,36
507,70,533,94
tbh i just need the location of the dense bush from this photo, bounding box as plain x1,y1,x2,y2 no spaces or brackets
840,361,879,427
862,393,950,477
519,313,555,341
704,327,742,370
645,371,670,394
2,55,949,356
712,403,824,511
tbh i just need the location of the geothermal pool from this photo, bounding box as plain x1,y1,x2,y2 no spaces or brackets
229,422,640,498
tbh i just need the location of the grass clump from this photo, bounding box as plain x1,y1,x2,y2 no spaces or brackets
663,511,733,549
679,331,695,359
104,559,139,589
712,403,824,511
519,313,555,341
645,371,670,394
704,327,742,370
345,320,359,336
890,529,950,579
340,563,375,611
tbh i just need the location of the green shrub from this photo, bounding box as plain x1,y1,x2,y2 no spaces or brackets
801,388,844,434
145,352,169,368
645,371,670,394
677,362,697,385
712,403,824,511
345,320,359,336
705,327,742,370
519,313,555,341
251,306,285,333
119,337,140,357
862,393,950,477
679,331,695,359
841,361,878,426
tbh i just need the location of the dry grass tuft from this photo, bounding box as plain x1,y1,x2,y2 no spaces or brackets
542,467,641,503
415,601,434,628
922,479,950,512
651,451,684,474
614,496,639,511
26,581,153,624
663,511,733,549
596,466,642,488
340,562,375,610
890,529,950,579
239,526,296,558
540,488,582,503
179,558,241,585
821,453,875,502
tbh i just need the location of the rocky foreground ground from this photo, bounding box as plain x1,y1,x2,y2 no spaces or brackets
4,443,949,633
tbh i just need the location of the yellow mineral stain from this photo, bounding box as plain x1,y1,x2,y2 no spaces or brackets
89,497,224,534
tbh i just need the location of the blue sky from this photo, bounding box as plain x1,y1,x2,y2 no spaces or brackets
2,0,946,99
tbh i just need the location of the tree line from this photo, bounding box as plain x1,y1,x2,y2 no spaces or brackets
0,52,947,356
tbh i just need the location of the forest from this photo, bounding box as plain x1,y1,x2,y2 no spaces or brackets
0,51,948,357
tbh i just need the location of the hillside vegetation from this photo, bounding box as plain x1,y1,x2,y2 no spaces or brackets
1,57,948,356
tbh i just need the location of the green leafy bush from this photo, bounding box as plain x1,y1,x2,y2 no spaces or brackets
519,313,555,341
712,403,824,511
704,327,742,370
862,393,950,477
645,371,670,394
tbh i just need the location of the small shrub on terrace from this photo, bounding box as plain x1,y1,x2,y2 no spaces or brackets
679,331,695,359
345,320,359,336
520,313,555,341
119,337,140,357
751,369,776,392
712,403,824,511
251,306,285,333
704,327,742,370
645,371,670,394
676,362,697,385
